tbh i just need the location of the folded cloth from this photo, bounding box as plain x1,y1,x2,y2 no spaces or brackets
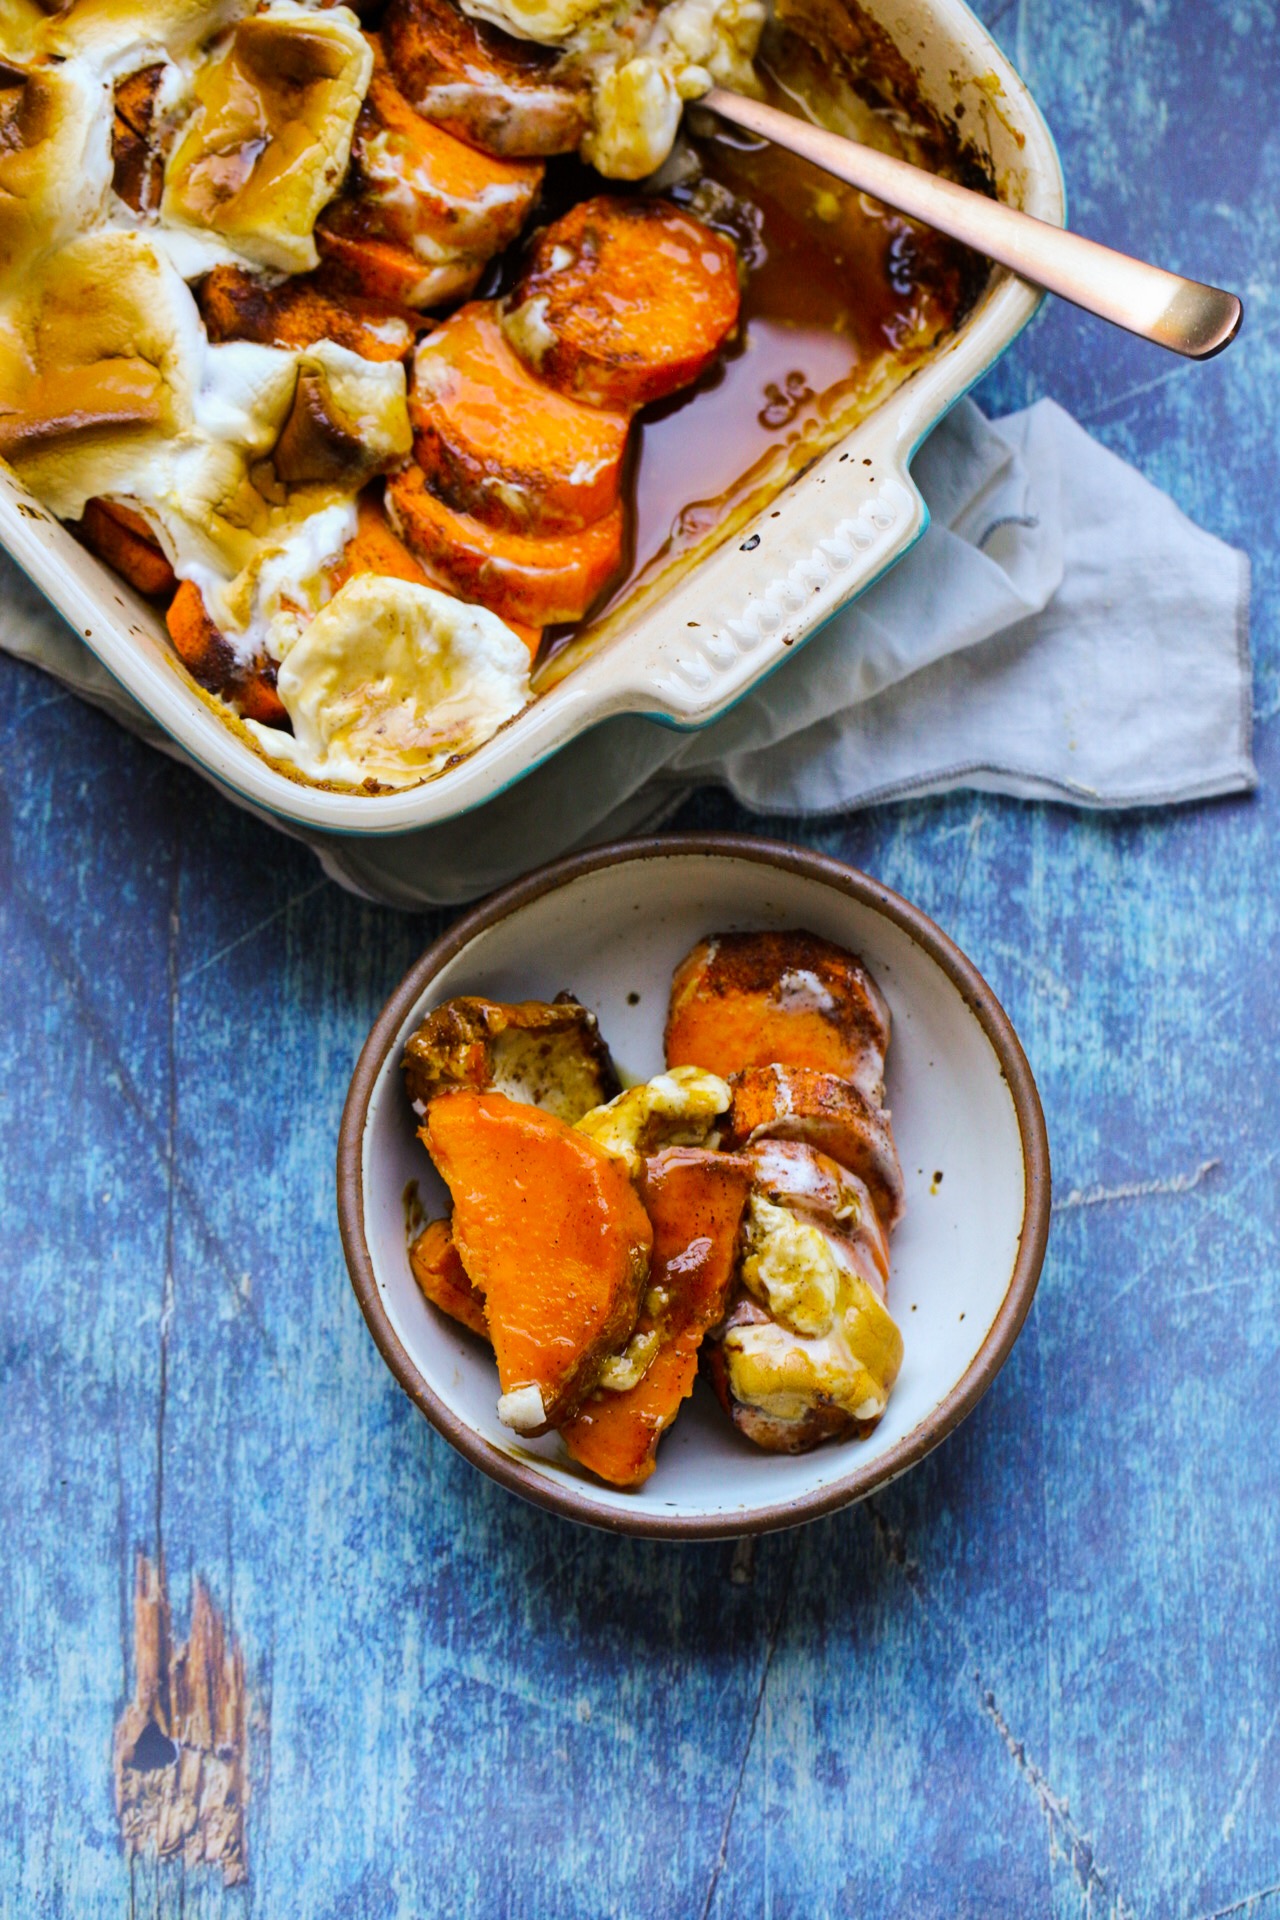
0,398,1254,907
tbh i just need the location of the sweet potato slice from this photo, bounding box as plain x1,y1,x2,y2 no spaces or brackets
76,498,176,599
561,1147,753,1488
336,490,435,590
112,65,167,214
165,580,289,729
409,302,628,536
722,1066,905,1229
387,461,624,627
166,579,236,690
424,1089,652,1433
503,198,741,412
336,492,543,655
235,662,290,728
404,993,619,1121
666,929,891,1102
409,1216,488,1338
383,0,587,158
354,41,544,261
198,264,415,362
317,200,484,309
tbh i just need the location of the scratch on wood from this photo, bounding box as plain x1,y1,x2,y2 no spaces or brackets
1187,1883,1280,1920
700,1547,796,1920
1076,311,1280,427
178,879,329,985
1053,1160,1221,1212
866,1500,1136,1919
1105,1143,1280,1309
113,1555,250,1888
987,939,1073,1010
157,894,178,1561
1213,1698,1280,1857
0,855,277,1351
949,808,988,918
976,1677,1136,1918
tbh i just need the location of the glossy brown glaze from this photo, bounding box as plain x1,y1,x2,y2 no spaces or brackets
547,63,982,640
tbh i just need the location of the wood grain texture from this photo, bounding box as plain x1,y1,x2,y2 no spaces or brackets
0,3,1277,1914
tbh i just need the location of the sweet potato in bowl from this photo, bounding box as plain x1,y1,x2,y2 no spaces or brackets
398,918,909,1486
340,839,1051,1532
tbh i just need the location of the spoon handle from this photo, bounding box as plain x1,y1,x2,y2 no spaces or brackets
702,88,1242,361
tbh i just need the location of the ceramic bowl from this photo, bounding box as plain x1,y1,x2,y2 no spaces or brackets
338,836,1051,1538
0,0,1063,838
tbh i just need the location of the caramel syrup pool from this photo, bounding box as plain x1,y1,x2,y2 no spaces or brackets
540,94,978,651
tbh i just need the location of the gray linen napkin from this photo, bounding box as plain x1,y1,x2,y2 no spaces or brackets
0,398,1253,906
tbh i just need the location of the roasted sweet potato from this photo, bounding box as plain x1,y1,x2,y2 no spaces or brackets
166,579,236,690
383,0,587,158
424,1089,652,1433
404,993,619,1122
336,493,543,656
409,1216,488,1338
76,498,175,599
317,200,484,309
387,461,624,627
198,264,415,362
665,929,892,1102
721,1066,905,1229
354,40,543,262
410,303,629,535
165,580,289,730
112,65,166,214
561,1147,753,1488
336,490,435,590
235,661,290,728
503,198,741,413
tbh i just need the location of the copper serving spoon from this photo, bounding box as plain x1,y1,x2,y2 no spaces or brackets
703,88,1242,360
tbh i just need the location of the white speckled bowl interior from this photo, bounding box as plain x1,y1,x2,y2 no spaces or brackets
0,0,1063,837
339,839,1051,1537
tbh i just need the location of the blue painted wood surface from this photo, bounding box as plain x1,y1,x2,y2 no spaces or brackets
1,3,1278,1913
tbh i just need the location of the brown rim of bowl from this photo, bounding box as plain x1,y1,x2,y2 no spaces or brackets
337,832,1052,1541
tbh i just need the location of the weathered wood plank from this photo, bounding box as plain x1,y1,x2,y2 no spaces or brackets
1,1,1278,1914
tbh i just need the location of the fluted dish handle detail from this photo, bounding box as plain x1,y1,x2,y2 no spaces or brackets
703,88,1243,361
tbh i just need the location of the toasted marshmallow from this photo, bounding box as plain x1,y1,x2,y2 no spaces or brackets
162,3,372,273
459,0,765,180
721,1289,902,1428
38,0,252,61
722,1192,903,1425
461,0,604,41
270,339,410,489
0,58,113,279
0,229,205,510
247,575,532,789
575,1065,730,1173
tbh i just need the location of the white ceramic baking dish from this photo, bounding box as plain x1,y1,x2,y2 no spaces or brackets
0,0,1063,837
